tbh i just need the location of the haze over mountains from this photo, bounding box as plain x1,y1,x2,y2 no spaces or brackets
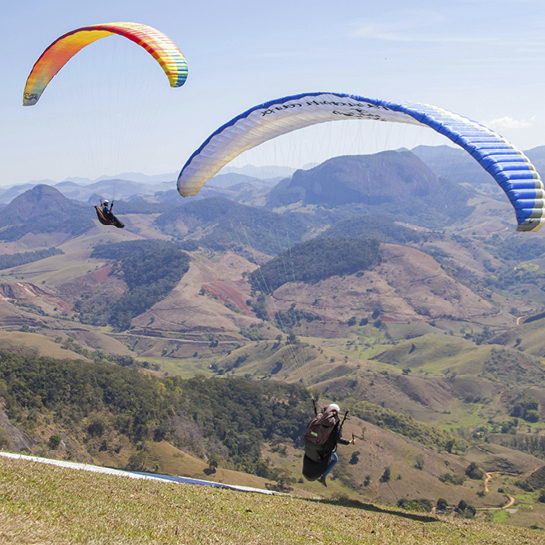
3,145,543,206
2,145,545,527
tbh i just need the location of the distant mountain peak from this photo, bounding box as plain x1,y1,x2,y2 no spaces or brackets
1,184,83,228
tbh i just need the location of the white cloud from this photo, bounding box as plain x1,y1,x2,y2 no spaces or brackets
486,116,536,130
353,23,492,44
350,8,545,47
351,12,496,44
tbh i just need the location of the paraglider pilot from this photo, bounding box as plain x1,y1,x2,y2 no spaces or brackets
303,403,355,487
94,199,124,229
102,199,112,218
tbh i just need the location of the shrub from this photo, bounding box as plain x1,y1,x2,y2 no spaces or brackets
466,462,484,480
414,454,425,470
349,451,360,465
48,434,61,450
397,498,433,513
439,473,466,485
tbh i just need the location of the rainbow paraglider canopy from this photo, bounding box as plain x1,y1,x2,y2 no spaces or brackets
23,22,188,106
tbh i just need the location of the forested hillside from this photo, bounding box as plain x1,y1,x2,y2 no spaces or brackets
248,238,381,292
0,351,309,476
0,248,64,270
74,240,191,330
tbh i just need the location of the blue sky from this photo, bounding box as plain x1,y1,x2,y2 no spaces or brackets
1,0,544,186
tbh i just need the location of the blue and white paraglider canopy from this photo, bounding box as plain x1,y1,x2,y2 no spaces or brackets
177,92,544,232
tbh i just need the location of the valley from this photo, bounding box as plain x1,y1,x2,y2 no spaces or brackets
2,147,545,528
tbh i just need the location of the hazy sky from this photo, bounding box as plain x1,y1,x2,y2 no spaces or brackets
2,0,544,186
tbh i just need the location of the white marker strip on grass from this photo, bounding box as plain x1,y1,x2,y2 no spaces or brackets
0,451,278,495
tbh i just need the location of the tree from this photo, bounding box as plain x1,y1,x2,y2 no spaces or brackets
436,498,448,511
456,500,467,513
380,467,391,483
274,469,295,491
466,462,484,480
207,452,221,473
127,450,148,471
87,418,105,437
414,454,425,470
48,434,61,450
349,451,360,465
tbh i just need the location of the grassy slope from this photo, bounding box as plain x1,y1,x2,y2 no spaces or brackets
0,332,91,361
0,456,540,545
93,440,294,492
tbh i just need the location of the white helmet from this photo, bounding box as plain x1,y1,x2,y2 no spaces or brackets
326,403,340,413
103,200,109,206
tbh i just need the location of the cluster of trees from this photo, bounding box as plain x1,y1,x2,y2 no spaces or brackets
465,462,484,480
439,473,466,485
0,215,95,242
511,400,540,423
397,498,433,513
397,497,476,518
249,237,381,292
246,293,267,320
353,401,461,452
75,241,191,330
0,247,64,270
509,434,545,458
484,263,545,297
179,375,309,475
0,352,311,476
274,304,321,331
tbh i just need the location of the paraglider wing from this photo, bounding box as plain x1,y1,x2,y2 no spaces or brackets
177,92,544,232
23,22,188,106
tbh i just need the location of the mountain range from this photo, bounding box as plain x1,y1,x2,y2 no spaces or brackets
3,145,543,206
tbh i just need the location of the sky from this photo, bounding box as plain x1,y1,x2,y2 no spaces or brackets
1,0,544,187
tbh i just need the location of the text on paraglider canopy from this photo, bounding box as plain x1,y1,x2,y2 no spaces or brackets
332,109,384,120
260,100,392,117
